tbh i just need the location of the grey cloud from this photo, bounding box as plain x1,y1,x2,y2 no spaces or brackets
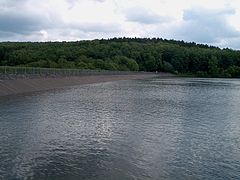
125,7,173,24
0,31,15,38
0,1,62,37
90,0,106,2
0,2,121,41
70,22,122,33
0,0,48,38
0,12,47,34
67,0,105,6
66,0,105,9
0,0,28,8
176,7,240,43
183,8,235,20
67,0,105,3
218,37,240,50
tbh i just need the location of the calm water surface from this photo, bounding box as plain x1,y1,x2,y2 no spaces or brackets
1,78,240,180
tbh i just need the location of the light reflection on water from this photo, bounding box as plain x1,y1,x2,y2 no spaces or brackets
1,78,240,180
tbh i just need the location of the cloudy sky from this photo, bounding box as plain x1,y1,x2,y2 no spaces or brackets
1,0,240,49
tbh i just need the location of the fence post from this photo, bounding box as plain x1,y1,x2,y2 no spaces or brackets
0,66,106,77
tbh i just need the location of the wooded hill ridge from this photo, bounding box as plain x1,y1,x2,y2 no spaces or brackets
0,37,240,77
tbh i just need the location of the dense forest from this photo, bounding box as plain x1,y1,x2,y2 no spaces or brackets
0,37,240,77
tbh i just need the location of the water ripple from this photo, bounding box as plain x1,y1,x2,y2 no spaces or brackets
1,78,240,179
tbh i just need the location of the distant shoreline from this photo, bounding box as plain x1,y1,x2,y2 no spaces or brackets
0,72,174,97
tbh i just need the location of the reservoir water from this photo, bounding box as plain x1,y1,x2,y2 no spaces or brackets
1,78,240,180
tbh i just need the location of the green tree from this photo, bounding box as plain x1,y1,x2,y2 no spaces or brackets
225,65,240,77
208,56,219,76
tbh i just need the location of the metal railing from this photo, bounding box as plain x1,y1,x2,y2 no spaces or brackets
0,66,146,80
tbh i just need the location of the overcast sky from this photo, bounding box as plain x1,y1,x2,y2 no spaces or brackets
0,0,240,49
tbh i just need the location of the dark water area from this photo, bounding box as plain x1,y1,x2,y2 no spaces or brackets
1,78,240,180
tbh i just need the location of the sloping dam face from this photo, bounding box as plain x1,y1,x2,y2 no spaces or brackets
0,74,163,96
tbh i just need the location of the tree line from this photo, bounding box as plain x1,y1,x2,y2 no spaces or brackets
0,37,240,77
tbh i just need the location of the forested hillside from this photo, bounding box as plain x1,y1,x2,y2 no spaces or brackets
0,38,240,77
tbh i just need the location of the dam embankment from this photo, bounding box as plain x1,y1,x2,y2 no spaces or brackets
0,71,174,96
